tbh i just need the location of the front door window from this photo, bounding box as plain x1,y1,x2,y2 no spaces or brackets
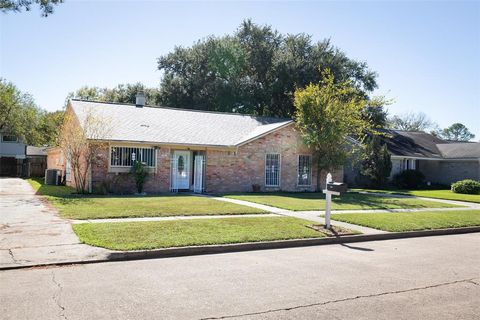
177,155,185,176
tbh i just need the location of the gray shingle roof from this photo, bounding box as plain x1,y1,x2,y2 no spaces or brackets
437,142,480,159
381,130,445,158
70,100,293,147
380,130,480,159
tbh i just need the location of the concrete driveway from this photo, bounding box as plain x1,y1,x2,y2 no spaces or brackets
0,178,108,268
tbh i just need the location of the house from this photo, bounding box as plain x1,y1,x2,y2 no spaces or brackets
344,130,480,186
0,132,26,176
0,132,49,177
47,96,343,194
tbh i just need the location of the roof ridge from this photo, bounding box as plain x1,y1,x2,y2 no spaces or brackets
70,99,291,121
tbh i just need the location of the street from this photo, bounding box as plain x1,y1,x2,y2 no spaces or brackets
1,233,479,319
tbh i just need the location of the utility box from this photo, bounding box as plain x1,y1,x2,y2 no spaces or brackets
327,182,347,193
45,169,60,185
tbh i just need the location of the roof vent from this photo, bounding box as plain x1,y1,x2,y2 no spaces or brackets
135,91,145,108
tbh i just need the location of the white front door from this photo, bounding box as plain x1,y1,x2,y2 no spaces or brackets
173,151,191,190
193,155,205,193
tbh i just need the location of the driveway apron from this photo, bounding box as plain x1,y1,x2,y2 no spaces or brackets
0,178,108,268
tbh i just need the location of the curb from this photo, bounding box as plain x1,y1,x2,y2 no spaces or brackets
2,226,479,271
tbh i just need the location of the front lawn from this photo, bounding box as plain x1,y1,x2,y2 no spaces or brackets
331,210,480,232
28,178,266,219
73,217,328,250
224,192,462,211
353,188,480,204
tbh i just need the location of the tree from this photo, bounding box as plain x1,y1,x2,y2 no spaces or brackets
440,123,475,141
294,69,381,190
59,107,111,193
360,135,392,187
1,0,62,16
67,83,162,106
1,79,63,146
158,20,382,119
388,112,435,131
0,78,40,144
36,110,65,146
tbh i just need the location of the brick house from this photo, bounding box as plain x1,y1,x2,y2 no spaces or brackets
344,130,480,186
47,97,342,194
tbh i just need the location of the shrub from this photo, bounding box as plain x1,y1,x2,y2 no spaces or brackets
451,179,480,194
360,136,392,188
131,161,148,194
393,170,425,189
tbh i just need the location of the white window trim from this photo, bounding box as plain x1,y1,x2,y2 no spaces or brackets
402,158,416,170
297,154,312,186
265,153,281,187
109,146,157,169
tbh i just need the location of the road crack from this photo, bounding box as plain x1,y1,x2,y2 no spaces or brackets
51,271,67,319
8,249,18,264
199,278,479,319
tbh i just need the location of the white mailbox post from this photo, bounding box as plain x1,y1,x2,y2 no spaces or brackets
322,173,339,229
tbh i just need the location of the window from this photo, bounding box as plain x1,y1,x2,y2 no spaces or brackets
265,153,280,186
110,146,156,167
403,158,416,170
2,135,17,142
298,155,312,186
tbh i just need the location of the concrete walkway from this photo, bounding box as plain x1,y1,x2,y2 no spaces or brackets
211,196,387,235
0,178,110,269
209,193,480,234
356,191,480,209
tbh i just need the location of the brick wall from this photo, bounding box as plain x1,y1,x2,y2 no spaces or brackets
434,160,479,185
91,146,172,194
205,125,343,193
47,148,65,172
88,124,343,194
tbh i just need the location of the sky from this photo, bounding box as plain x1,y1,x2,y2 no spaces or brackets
1,0,479,137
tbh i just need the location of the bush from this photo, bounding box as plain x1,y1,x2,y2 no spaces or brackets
451,179,480,194
131,161,148,194
393,170,425,189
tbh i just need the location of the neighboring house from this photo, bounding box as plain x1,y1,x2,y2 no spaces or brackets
344,130,480,186
47,97,343,194
0,132,26,176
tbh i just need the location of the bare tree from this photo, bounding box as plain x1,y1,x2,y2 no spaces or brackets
388,112,436,132
59,107,111,193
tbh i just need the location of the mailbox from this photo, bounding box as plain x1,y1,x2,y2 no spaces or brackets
327,182,347,193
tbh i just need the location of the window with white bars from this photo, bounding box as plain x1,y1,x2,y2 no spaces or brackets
298,155,312,186
265,153,280,187
110,147,156,167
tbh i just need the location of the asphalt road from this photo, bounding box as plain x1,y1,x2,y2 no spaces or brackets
1,234,479,320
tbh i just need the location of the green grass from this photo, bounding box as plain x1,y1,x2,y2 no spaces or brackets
27,178,265,219
73,217,327,250
223,192,462,211
331,210,480,232
352,188,480,204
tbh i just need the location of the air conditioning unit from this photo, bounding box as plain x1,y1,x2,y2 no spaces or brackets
45,169,61,185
